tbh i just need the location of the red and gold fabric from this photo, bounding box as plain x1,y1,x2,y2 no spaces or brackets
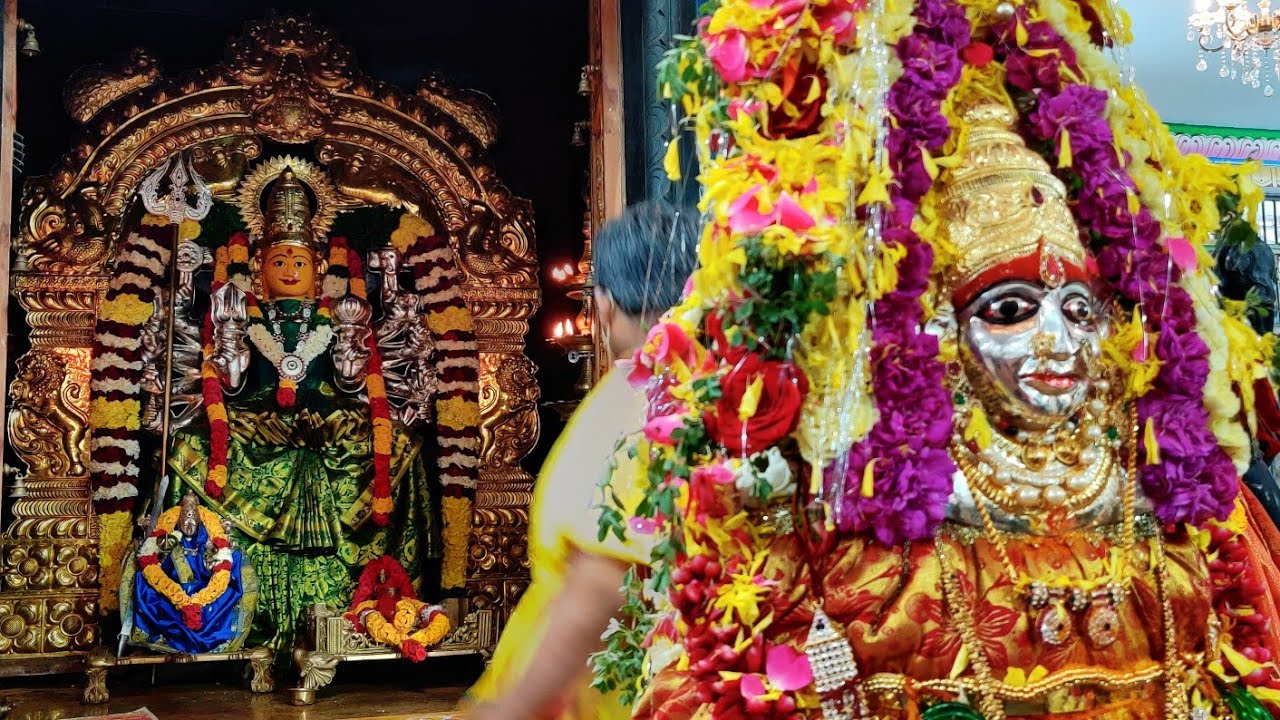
638,529,1214,719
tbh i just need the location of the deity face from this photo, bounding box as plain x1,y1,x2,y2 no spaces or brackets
178,507,200,538
958,279,1102,429
262,245,317,300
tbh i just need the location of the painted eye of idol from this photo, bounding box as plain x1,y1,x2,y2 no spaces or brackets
959,280,1102,427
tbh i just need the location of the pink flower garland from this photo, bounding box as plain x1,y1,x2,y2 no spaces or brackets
823,0,967,546
994,10,1237,524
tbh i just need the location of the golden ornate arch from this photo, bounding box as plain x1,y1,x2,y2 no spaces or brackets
3,14,538,665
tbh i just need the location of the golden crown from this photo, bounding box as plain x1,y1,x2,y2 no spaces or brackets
941,104,1086,304
263,168,315,250
235,155,339,253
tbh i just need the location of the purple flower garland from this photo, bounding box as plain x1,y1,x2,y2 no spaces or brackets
824,0,967,545
995,11,1237,524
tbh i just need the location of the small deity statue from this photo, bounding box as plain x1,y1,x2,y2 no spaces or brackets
127,492,255,654
166,166,441,651
344,556,450,662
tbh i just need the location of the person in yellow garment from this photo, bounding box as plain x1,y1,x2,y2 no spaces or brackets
464,200,699,720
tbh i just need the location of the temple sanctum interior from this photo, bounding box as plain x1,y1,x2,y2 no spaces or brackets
0,1,1279,719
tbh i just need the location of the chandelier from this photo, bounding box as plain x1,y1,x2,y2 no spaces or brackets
1188,0,1280,96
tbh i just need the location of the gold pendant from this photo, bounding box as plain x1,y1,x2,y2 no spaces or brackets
1084,595,1121,649
1036,603,1071,646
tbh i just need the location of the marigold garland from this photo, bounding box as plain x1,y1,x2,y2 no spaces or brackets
137,505,234,631
344,556,450,660
358,600,450,660
343,247,396,526
199,232,251,498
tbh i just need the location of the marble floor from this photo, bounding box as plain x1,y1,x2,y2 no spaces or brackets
0,657,481,720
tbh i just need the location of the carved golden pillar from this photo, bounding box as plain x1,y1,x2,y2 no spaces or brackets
467,283,539,624
0,273,104,664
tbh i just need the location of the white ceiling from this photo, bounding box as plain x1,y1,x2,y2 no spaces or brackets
1125,0,1279,130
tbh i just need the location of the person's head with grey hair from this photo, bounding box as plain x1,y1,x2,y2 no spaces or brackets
593,199,699,359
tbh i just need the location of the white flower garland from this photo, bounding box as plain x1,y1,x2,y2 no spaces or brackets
247,322,334,379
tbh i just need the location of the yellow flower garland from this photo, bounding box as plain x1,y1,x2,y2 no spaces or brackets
358,597,451,650
440,495,472,591
97,511,133,612
427,306,475,335
90,398,142,432
437,396,482,431
138,506,234,617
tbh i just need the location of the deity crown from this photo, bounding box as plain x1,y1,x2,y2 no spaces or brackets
941,103,1088,307
262,167,317,252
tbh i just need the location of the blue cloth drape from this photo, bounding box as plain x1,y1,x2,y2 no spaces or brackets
133,527,245,653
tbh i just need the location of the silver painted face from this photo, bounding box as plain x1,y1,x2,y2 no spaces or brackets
959,280,1101,428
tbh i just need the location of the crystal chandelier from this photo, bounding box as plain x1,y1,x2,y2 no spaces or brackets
1188,0,1280,96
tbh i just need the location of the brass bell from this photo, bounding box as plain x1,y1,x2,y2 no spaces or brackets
570,120,588,147
17,20,38,58
578,65,595,96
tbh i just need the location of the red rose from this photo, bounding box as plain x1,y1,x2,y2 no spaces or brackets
182,604,203,631
962,42,995,68
276,385,297,409
705,355,807,455
764,56,829,140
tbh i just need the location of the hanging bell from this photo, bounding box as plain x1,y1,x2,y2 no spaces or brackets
570,121,587,147
578,65,594,96
17,20,38,58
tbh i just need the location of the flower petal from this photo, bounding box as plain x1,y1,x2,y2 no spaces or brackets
1166,236,1197,272
776,192,816,232
765,644,813,692
740,673,768,700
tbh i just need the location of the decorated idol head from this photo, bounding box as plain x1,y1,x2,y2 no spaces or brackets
259,168,319,301
941,105,1104,432
177,492,201,539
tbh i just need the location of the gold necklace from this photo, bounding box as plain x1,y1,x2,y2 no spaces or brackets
956,444,1112,515
964,409,1140,650
936,529,1191,717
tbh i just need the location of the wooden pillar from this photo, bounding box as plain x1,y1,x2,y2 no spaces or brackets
0,0,17,514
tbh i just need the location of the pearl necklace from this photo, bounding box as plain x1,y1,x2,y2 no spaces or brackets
956,441,1113,515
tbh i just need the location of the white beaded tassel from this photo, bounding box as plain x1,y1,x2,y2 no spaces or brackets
804,608,864,720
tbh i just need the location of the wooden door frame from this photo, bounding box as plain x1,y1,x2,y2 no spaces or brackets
588,0,624,372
